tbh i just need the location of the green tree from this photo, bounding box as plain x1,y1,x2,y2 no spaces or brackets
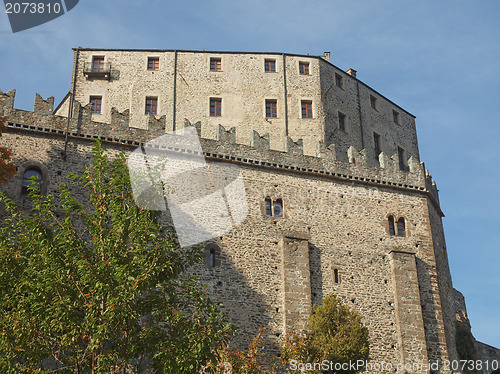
307,294,369,374
0,115,16,185
0,142,233,373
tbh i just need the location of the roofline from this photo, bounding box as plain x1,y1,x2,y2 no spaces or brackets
72,47,416,118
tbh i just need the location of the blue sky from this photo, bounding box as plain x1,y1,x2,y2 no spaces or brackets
1,0,499,349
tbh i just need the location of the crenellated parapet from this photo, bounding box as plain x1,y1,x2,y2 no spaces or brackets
1,91,441,212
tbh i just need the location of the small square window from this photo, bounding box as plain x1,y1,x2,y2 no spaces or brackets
301,100,312,119
335,73,343,88
90,96,102,114
210,58,222,72
370,95,377,110
210,98,222,117
148,57,159,70
266,99,277,118
393,110,400,124
299,62,309,75
145,97,158,115
265,59,276,72
338,112,346,131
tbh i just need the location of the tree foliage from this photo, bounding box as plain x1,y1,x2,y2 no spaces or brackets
0,115,16,185
0,142,233,373
307,294,369,374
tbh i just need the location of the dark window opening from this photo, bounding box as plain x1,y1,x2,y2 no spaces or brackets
145,97,158,115
398,147,406,171
299,62,309,75
209,249,215,267
210,58,222,72
266,100,277,118
370,95,377,110
301,100,312,118
393,110,400,124
334,268,339,283
92,56,105,72
335,73,343,88
397,218,406,237
265,59,276,72
274,198,283,218
338,112,346,131
374,133,381,158
148,57,159,70
265,197,272,217
210,98,222,117
388,216,395,236
22,168,42,195
90,96,102,114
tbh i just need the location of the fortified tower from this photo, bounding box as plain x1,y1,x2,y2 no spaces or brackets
2,48,498,373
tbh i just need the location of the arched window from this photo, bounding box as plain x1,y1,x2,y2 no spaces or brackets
388,216,395,236
21,168,42,195
264,197,272,217
274,198,283,218
397,218,406,237
209,249,215,268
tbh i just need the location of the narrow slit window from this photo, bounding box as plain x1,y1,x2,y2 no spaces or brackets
398,147,406,171
397,218,406,237
370,95,377,110
209,249,215,267
335,73,343,88
388,216,395,236
265,197,272,217
393,110,400,124
334,269,340,284
338,112,346,131
374,133,381,158
274,198,283,217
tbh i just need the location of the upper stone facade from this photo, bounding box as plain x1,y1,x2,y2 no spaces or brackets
55,48,419,166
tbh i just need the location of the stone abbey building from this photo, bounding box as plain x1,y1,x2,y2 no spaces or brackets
1,48,498,373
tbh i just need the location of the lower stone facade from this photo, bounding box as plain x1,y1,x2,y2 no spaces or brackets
2,92,498,373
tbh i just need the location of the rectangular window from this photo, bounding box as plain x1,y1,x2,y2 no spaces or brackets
335,73,343,88
370,95,377,110
148,57,159,70
374,133,381,158
265,59,276,72
92,56,105,72
210,98,222,117
145,97,158,115
393,110,400,124
334,269,339,284
266,99,277,118
210,58,222,72
338,112,346,131
299,61,309,75
398,147,406,171
90,96,102,114
301,100,313,119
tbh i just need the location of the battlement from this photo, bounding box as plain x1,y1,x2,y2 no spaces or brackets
1,89,442,213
